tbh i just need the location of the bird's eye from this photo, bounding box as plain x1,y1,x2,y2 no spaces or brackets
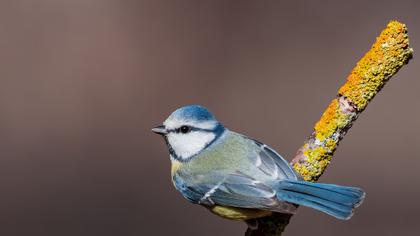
180,126,191,134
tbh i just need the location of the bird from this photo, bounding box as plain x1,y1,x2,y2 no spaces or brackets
152,105,365,221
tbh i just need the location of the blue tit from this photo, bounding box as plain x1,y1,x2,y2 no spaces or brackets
152,105,365,220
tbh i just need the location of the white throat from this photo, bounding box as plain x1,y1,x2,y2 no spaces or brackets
167,131,216,160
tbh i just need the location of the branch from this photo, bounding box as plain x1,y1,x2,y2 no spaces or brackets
245,20,413,236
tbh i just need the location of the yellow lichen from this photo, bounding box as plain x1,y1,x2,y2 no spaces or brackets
293,162,310,181
314,99,352,141
338,21,412,110
296,97,353,181
293,20,413,182
294,146,333,181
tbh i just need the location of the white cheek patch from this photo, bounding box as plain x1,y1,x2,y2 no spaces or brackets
167,131,216,160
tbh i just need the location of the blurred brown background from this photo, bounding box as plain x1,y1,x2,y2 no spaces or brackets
0,0,419,235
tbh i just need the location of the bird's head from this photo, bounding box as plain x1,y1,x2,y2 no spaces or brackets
152,105,225,161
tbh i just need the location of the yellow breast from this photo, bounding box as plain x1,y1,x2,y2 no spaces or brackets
207,205,272,220
171,160,182,177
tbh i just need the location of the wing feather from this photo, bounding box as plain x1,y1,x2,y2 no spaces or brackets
250,138,298,180
174,170,297,214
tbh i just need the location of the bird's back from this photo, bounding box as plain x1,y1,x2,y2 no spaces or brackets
173,131,266,178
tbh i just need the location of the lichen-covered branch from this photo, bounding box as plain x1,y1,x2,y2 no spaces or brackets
292,20,412,181
246,20,413,235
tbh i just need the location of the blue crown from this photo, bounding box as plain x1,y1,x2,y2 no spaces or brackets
170,105,216,122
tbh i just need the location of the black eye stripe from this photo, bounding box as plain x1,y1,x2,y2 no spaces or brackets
167,127,214,133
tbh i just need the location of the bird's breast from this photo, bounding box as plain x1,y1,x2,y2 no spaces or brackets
170,159,182,178
207,205,272,220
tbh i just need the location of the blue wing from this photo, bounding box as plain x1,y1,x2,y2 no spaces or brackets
247,138,299,180
173,169,364,219
173,170,298,214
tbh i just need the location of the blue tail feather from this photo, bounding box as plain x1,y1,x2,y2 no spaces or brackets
277,180,365,220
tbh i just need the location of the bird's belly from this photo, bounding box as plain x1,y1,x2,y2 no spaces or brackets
206,205,272,220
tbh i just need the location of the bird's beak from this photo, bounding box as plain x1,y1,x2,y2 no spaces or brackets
151,125,168,135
